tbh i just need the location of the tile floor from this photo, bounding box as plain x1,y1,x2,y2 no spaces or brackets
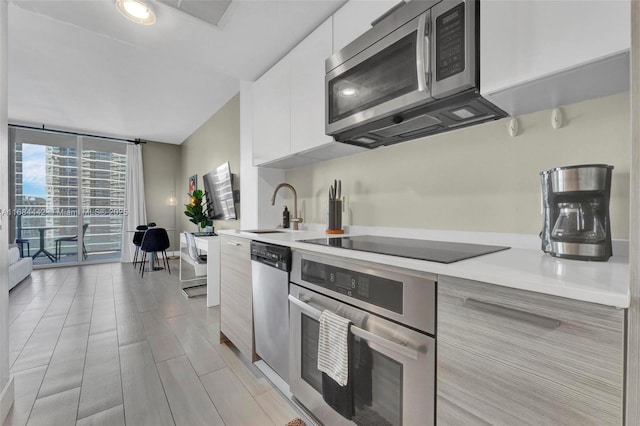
4,261,301,426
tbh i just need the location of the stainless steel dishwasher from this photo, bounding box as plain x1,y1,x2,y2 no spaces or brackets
250,240,291,383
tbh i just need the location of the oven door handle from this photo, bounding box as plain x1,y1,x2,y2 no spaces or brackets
288,295,419,360
350,327,419,360
289,294,322,319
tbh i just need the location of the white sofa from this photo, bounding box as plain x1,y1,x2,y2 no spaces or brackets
9,246,32,290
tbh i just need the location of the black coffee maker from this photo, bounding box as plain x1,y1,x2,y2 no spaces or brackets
540,164,613,261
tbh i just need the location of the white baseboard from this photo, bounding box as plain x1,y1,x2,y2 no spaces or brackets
0,376,15,425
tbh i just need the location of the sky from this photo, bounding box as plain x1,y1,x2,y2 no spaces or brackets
21,144,46,197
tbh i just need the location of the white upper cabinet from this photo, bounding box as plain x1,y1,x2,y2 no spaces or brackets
481,0,630,115
252,55,291,166
332,0,401,53
290,18,333,154
252,0,403,168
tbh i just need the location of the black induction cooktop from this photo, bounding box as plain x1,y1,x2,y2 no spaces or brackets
300,235,510,264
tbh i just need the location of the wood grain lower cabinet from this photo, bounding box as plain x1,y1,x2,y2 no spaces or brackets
437,276,625,426
219,235,256,361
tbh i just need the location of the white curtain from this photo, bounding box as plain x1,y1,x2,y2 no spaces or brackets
120,144,147,263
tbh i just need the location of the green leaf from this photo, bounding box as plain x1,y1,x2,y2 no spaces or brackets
184,190,209,227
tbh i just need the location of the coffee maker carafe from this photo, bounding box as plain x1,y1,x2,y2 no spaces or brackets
540,164,613,261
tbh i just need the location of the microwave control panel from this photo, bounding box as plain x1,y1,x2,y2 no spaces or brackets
435,2,466,81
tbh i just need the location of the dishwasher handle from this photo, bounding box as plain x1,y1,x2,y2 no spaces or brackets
250,241,291,271
251,255,290,272
251,254,280,269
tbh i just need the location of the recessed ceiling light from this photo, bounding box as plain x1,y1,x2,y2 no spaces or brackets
116,0,156,25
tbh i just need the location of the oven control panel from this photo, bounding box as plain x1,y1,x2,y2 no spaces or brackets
301,259,403,314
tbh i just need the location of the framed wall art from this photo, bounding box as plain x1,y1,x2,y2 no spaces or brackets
188,174,197,193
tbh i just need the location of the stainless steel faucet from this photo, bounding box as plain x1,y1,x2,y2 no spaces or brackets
271,183,303,230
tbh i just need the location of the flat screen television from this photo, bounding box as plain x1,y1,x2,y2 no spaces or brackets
203,162,237,220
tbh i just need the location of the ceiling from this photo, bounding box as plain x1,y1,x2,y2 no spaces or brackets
7,0,346,144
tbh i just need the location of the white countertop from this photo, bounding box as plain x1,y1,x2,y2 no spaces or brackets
218,227,630,308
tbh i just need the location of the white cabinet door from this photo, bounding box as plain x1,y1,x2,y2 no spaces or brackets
253,56,291,166
290,18,333,154
481,0,630,97
332,0,400,53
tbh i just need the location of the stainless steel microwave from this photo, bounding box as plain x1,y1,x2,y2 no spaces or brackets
325,0,507,148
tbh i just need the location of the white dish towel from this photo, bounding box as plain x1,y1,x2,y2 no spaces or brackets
317,309,351,386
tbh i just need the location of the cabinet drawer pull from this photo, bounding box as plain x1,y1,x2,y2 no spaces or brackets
226,241,241,246
464,298,561,329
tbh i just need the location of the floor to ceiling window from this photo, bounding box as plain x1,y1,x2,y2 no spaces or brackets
11,128,127,267
81,137,127,263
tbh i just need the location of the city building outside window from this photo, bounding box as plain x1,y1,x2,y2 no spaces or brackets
12,129,127,266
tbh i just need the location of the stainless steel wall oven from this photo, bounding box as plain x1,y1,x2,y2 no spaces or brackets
289,251,436,425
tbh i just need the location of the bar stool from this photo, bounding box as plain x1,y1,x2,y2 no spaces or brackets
132,225,148,268
139,228,171,277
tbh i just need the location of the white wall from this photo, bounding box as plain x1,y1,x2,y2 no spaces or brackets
142,142,180,250
178,94,243,233
0,0,13,421
284,93,631,238
239,81,284,230
239,81,258,229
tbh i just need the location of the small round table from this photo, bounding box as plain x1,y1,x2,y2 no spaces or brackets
32,227,56,262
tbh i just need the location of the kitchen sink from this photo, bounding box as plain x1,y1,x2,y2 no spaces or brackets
241,229,285,234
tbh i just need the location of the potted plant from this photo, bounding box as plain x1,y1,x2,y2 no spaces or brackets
184,189,212,231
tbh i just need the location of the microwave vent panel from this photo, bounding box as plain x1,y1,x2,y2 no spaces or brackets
372,114,442,138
